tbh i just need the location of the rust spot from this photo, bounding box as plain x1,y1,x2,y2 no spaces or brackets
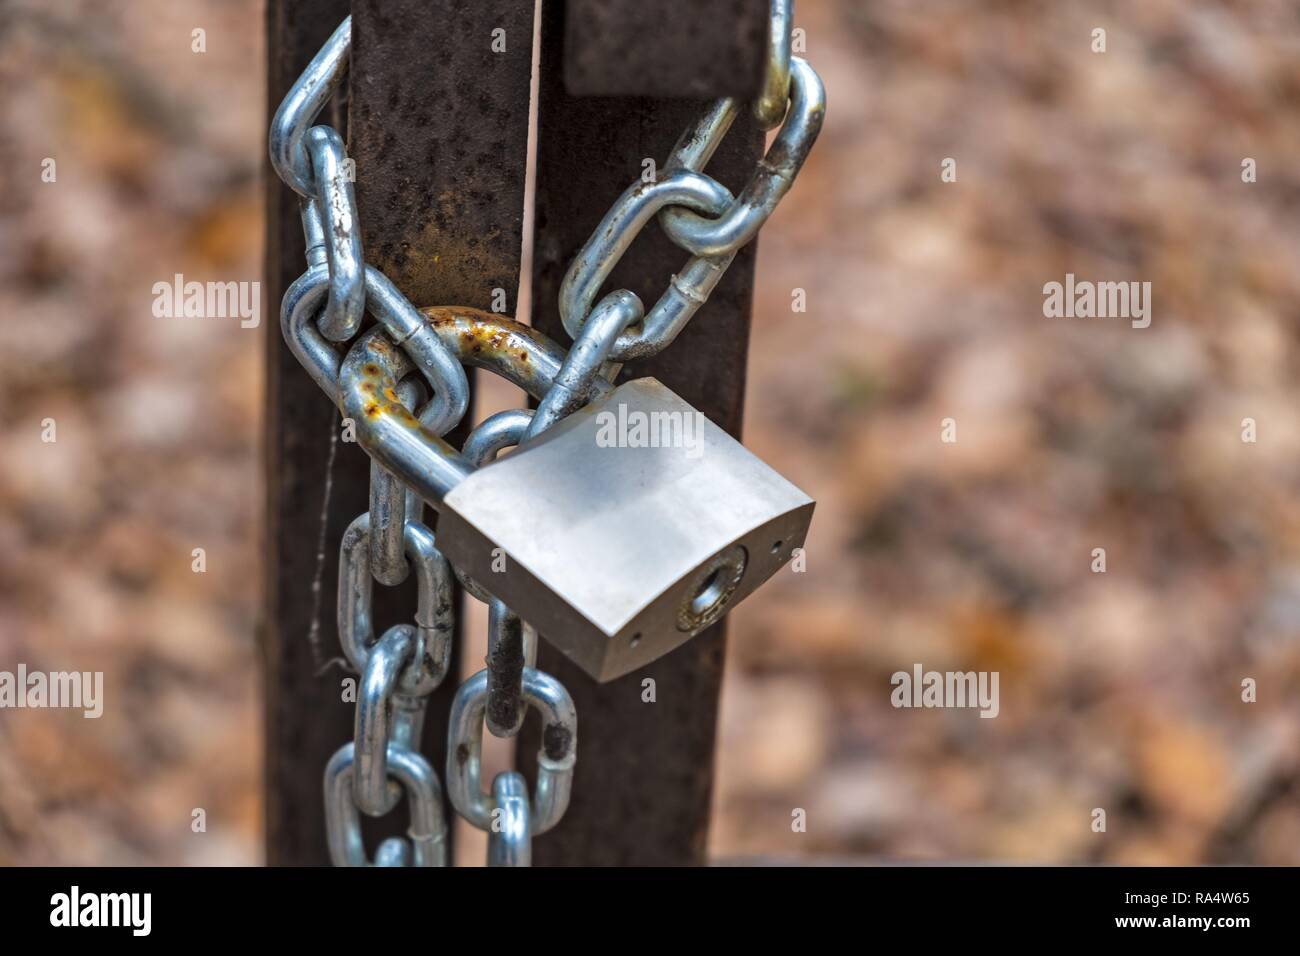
363,403,380,418
364,363,380,376
542,723,573,762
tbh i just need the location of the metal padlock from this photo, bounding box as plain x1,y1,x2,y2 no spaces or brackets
440,377,813,681
340,328,813,683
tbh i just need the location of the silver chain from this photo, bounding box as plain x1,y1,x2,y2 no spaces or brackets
268,2,823,867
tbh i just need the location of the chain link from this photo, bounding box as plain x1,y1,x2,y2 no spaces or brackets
445,668,577,835
559,169,735,361
754,0,794,130
303,125,366,342
325,741,448,867
270,0,821,867
658,56,825,257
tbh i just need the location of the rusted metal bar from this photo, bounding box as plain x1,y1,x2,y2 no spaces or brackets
264,0,536,865
521,0,766,865
350,0,536,310
564,0,768,98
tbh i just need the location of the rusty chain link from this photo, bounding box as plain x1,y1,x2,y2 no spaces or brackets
269,1,822,867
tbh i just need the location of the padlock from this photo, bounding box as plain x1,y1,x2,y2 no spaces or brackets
439,377,814,681
339,325,814,683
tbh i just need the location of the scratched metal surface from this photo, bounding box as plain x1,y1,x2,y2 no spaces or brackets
564,0,768,99
349,0,536,314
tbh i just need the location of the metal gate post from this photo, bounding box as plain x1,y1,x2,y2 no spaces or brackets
521,0,769,865
263,0,537,865
264,0,361,868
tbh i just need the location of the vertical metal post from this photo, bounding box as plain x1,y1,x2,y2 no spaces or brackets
521,0,767,865
264,0,536,865
348,0,536,862
563,0,767,97
349,0,537,310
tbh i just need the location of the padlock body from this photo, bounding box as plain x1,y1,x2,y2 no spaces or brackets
437,378,814,682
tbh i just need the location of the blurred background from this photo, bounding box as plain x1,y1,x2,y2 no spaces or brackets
2,0,1299,865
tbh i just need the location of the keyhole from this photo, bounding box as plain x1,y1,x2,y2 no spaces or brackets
676,545,747,632
691,568,728,617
